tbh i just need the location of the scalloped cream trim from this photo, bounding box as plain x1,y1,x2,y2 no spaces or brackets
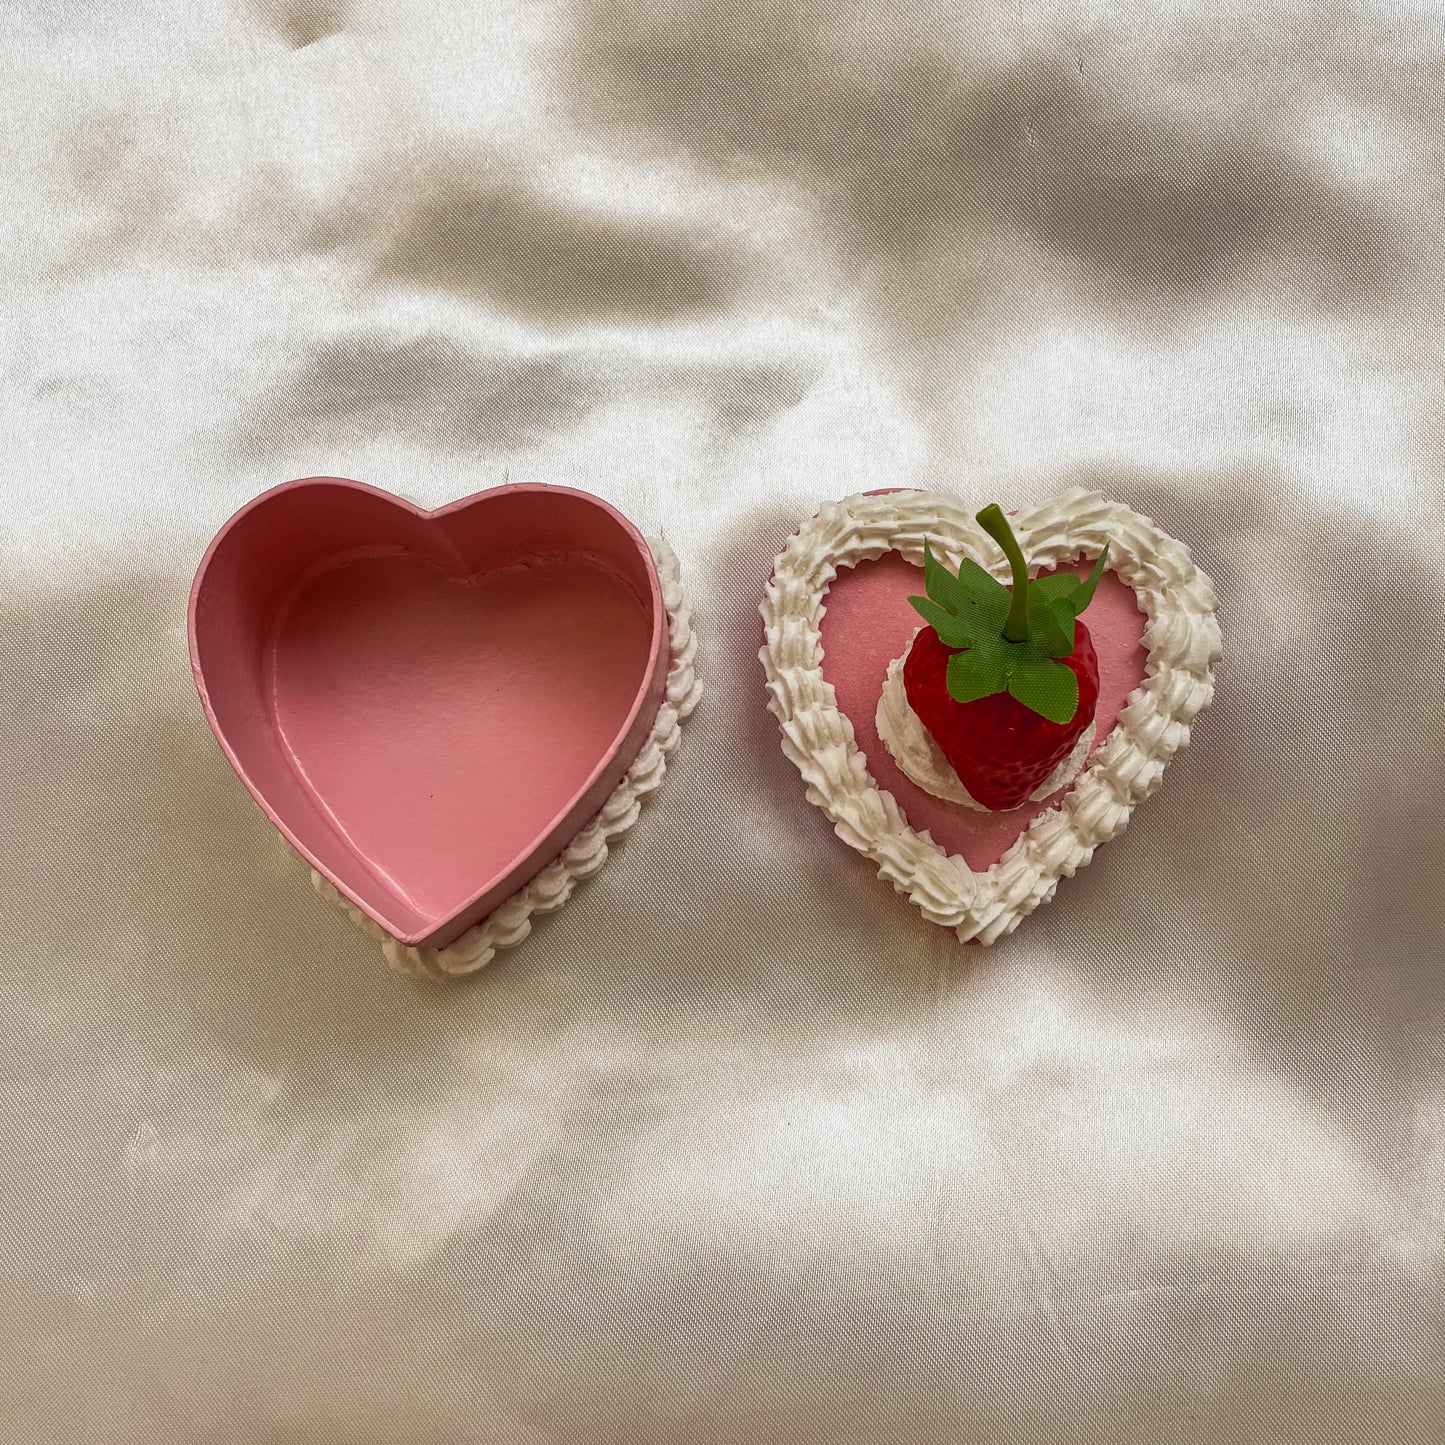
759,489,1221,944
315,537,700,978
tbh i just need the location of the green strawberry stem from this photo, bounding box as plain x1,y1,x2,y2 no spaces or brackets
975,505,1030,643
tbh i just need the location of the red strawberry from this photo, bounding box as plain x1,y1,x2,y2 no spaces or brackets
904,616,1099,810
903,505,1109,811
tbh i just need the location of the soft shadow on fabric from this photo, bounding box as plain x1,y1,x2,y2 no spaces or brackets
300,157,747,325
404,1233,1438,1445
250,0,347,50
51,113,180,276
567,1,1398,331
53,131,748,330
232,329,816,459
363,169,744,325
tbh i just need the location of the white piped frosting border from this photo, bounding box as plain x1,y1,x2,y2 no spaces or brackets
759,489,1221,944
315,537,700,978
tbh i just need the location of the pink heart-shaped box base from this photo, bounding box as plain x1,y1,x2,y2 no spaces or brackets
190,478,668,949
820,553,1149,870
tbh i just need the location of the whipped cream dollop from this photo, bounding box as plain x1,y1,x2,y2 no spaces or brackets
875,642,1095,809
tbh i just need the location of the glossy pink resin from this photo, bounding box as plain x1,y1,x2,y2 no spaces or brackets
819,552,1148,870
190,478,668,948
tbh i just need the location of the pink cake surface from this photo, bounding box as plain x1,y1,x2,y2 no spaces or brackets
818,552,1149,870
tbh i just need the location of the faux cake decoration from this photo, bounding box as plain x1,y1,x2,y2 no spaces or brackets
759,488,1221,942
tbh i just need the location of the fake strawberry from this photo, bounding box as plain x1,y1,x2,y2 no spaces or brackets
904,505,1108,811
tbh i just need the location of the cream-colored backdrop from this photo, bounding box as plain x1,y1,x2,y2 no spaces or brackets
2,2,1442,1441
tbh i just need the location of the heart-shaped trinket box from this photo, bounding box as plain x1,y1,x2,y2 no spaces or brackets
190,477,698,975
760,488,1220,942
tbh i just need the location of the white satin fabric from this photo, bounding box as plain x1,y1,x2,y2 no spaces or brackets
2,2,1442,1441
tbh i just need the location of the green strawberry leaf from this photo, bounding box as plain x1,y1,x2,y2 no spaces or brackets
1074,543,1110,611
1028,597,1076,658
1028,572,1082,609
1005,657,1079,725
946,643,1008,704
924,540,1011,619
951,556,1012,622
934,610,998,650
923,539,970,613
908,594,958,637
915,540,1012,647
